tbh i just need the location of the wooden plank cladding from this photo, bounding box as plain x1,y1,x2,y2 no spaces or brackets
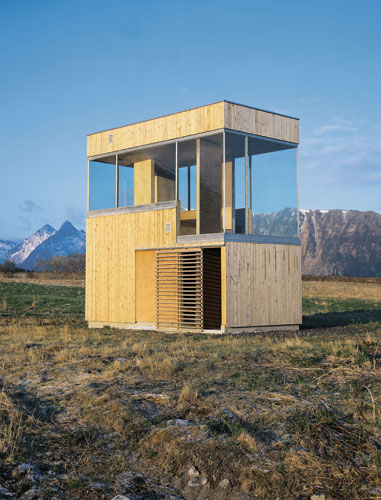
156,248,203,331
87,102,225,158
224,102,299,144
87,101,299,158
224,242,302,328
85,206,177,324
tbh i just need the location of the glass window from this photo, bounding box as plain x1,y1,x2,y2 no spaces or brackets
249,139,298,237
118,161,134,207
152,142,176,203
89,157,116,211
118,143,176,207
199,134,223,234
225,133,247,233
178,139,197,235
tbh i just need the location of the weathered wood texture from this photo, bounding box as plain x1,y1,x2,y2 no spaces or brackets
87,101,299,158
86,207,177,323
224,242,301,327
224,102,299,144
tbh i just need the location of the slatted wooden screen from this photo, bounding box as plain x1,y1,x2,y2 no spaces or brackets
156,248,203,331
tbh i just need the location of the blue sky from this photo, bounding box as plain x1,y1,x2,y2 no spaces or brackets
0,0,380,241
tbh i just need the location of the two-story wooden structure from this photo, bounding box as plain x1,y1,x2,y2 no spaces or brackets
86,101,301,333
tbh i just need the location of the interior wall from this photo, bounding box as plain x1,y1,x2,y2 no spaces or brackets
134,159,154,205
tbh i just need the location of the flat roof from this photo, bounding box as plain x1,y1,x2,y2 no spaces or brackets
87,100,299,137
87,101,299,158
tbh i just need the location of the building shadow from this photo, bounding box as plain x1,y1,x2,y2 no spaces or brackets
301,309,381,329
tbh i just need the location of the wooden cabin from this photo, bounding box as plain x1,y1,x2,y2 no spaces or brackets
86,101,301,333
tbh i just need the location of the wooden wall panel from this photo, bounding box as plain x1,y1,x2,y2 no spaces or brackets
224,242,301,328
87,101,299,158
87,102,225,157
136,250,156,323
224,102,299,144
86,207,177,324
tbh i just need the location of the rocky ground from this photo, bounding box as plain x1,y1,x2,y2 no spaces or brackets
0,317,380,500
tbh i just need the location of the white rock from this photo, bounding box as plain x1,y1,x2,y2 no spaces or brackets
201,477,209,485
218,478,230,489
111,496,133,500
167,419,192,427
187,478,201,487
188,466,200,477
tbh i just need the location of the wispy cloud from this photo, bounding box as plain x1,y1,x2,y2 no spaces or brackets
300,115,381,189
17,200,53,232
312,124,357,135
65,206,86,229
18,200,46,213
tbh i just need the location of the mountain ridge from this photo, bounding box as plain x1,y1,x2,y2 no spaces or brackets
21,221,86,270
1,210,380,276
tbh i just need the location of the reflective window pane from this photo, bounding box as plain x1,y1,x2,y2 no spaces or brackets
118,164,134,207
118,143,176,206
153,142,176,203
225,133,246,233
199,134,223,234
250,142,298,237
89,158,116,211
178,139,197,235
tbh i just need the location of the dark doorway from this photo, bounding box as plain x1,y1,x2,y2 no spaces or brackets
203,248,222,330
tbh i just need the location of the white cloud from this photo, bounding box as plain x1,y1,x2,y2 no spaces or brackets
313,124,357,135
299,116,381,189
65,206,86,229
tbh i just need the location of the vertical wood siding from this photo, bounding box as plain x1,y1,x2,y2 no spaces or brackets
224,242,302,327
86,208,177,323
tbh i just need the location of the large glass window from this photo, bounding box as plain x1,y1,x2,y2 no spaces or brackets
152,143,176,203
87,132,298,240
178,139,197,235
118,143,176,207
118,161,134,207
199,134,223,234
225,133,246,233
249,138,297,238
89,157,116,211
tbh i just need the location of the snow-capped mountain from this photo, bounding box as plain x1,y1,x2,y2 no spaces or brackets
22,221,86,270
299,209,381,277
2,210,380,276
251,208,381,276
0,240,17,263
8,224,56,264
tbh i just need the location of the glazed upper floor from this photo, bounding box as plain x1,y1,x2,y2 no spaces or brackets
87,102,300,242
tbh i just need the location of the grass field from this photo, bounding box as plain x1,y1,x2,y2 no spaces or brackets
0,278,380,499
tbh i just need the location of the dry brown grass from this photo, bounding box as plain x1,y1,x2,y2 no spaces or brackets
303,278,381,300
0,316,379,499
0,271,84,287
0,276,380,498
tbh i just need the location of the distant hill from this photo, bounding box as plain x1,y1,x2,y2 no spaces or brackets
299,209,381,277
1,210,380,276
22,221,86,270
8,224,56,265
0,239,17,263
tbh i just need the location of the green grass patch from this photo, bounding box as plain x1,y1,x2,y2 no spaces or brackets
302,297,381,315
0,281,85,318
